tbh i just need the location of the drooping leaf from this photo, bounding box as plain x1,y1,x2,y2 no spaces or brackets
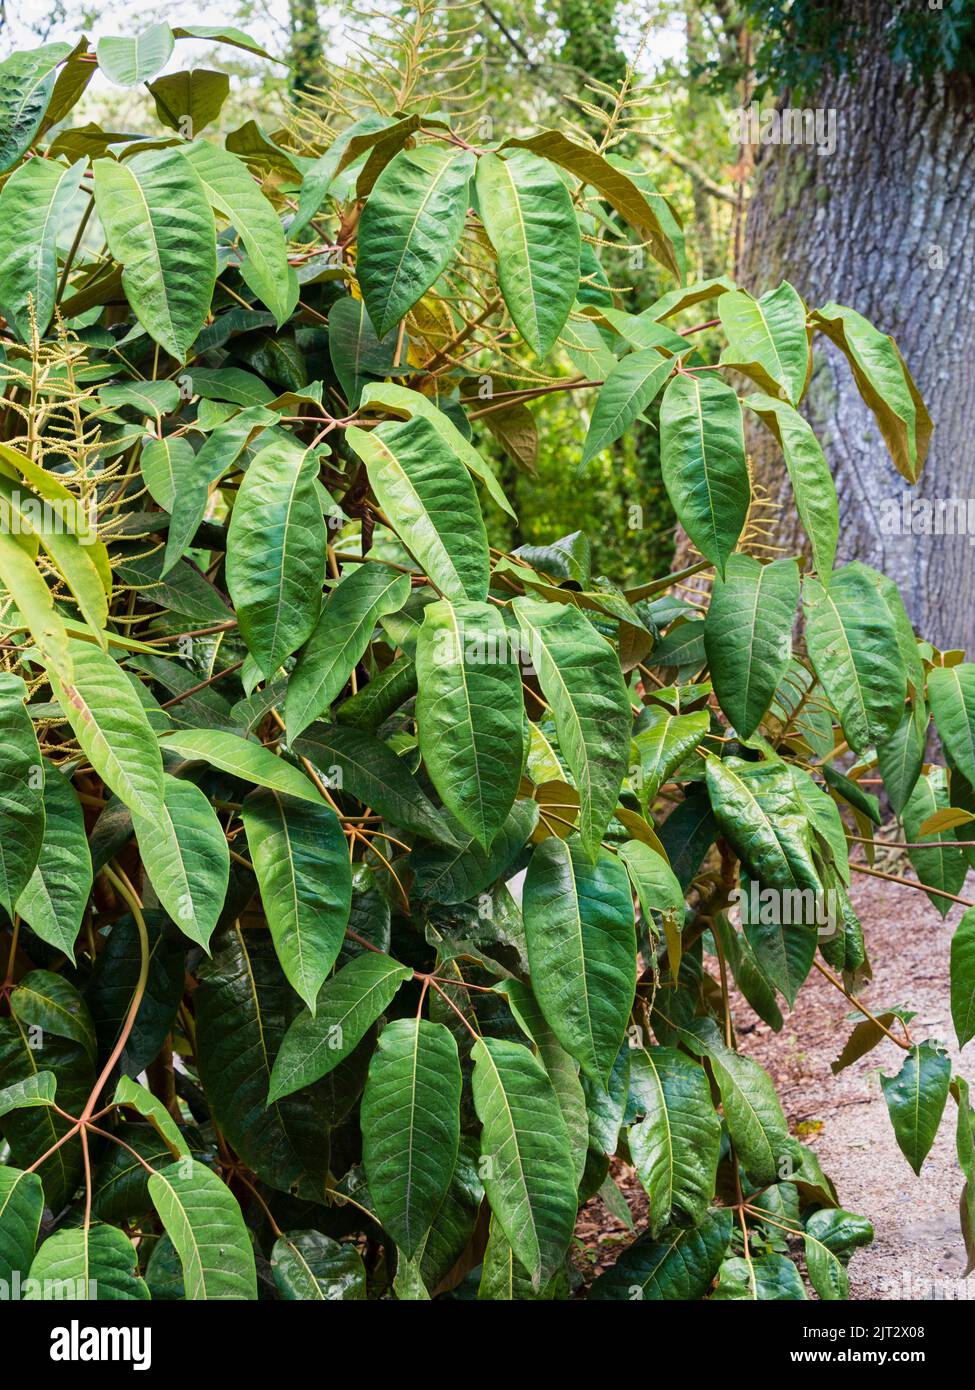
411,797,538,904
0,156,86,341
522,836,635,1083
132,774,230,953
149,68,230,134
92,148,216,359
0,673,44,914
0,1165,44,1283
582,349,675,464
802,1208,873,1300
880,1042,951,1176
588,1207,732,1299
719,281,809,405
659,372,748,575
928,664,975,788
0,43,73,174
149,1158,257,1300
632,705,709,811
26,1224,149,1300
415,598,524,850
475,150,580,357
242,790,352,1010
327,295,400,408
951,907,975,1049
361,1018,461,1258
271,1230,367,1301
113,1076,190,1159
711,1252,806,1300
902,767,967,919
705,756,821,896
693,1032,798,1185
704,555,799,738
159,728,324,805
627,1046,720,1236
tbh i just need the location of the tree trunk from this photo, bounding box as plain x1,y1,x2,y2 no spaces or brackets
739,5,975,653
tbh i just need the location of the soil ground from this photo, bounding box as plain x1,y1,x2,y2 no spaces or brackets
581,870,975,1300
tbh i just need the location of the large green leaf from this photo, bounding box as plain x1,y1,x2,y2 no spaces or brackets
285,563,410,740
242,790,352,1010
632,705,709,811
718,281,808,405
361,1018,461,1257
268,951,412,1102
692,1031,798,1185
357,145,475,335
227,436,325,677
415,598,523,850
149,67,230,134
0,43,73,174
26,1224,149,1300
813,302,931,483
705,756,821,895
627,1046,720,1235
93,148,216,360
149,1158,257,1300
470,1036,578,1289
951,907,975,1049
0,1165,43,1283
159,728,324,804
293,723,459,844
712,1252,806,1300
802,563,906,753
132,774,229,952
182,140,294,325
0,156,86,340
704,554,799,738
659,372,748,575
523,836,635,1083
588,1208,732,1299
271,1230,366,1301
327,295,399,408
802,1208,873,1300
347,416,489,603
0,673,44,913
475,150,580,357
744,394,838,583
902,767,967,919
582,349,675,464
928,664,975,787
740,873,818,1007
96,23,174,85
411,797,538,904
0,526,71,676
954,1076,975,1275
877,699,926,818
880,1042,950,1176
47,641,164,820
513,597,630,858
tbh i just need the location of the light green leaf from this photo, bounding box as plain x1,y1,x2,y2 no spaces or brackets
802,563,906,753
704,554,799,738
361,1018,461,1257
132,774,229,952
15,763,90,962
268,951,412,1102
632,706,709,811
928,664,975,788
113,1076,190,1159
0,1165,43,1283
149,1158,257,1299
583,349,676,464
719,282,808,405
93,147,216,359
659,372,748,575
347,416,489,603
285,564,410,740
140,435,194,514
242,790,352,1011
0,673,44,913
26,1224,149,1299
226,436,325,677
475,150,580,357
159,728,325,804
470,1036,578,1289
0,43,73,174
358,145,475,336
0,527,71,676
693,1031,798,1185
47,641,164,820
513,597,630,858
880,1042,950,1175
0,156,86,340
415,598,523,850
628,1046,720,1236
902,767,966,920
0,1072,57,1118
96,22,174,85
951,907,975,1049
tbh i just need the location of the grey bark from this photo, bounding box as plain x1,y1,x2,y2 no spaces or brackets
738,6,975,653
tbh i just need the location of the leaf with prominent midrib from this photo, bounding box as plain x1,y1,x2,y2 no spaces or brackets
159,729,324,805
928,664,975,787
582,349,675,464
802,1208,873,1300
132,774,229,953
227,436,325,678
268,951,412,1102
718,281,809,405
470,1036,578,1290
951,907,975,1049
902,767,967,920
327,295,399,408
475,150,580,358
704,554,799,738
0,1165,43,1283
632,706,709,811
361,1018,461,1258
411,798,538,904
347,416,489,604
271,1230,367,1301
627,1046,720,1236
690,1029,798,1185
0,43,73,174
522,836,635,1084
513,597,630,858
711,1252,807,1300
285,563,410,740
744,394,838,583
659,372,748,576
92,148,216,360
0,156,86,340
149,1158,256,1300
26,1224,149,1300
881,1042,950,1176
705,756,821,895
149,67,230,134
357,145,475,336
242,790,352,1011
96,23,174,85
0,672,44,914
182,141,294,326
588,1207,732,1299
47,641,164,820
415,598,523,850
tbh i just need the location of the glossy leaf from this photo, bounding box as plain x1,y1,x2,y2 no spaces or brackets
588,1207,732,1299
149,1158,257,1300
26,1224,149,1300
719,281,808,405
0,1165,43,1283
744,393,838,582
132,774,230,953
628,1046,720,1236
0,156,86,340
704,555,799,738
880,1042,951,1175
